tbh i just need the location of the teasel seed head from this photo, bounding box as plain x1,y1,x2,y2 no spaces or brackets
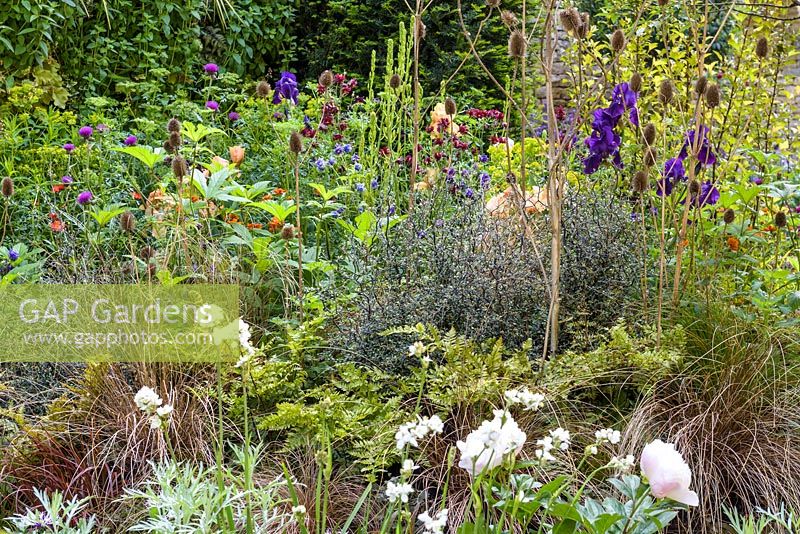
167,118,181,133
289,132,303,154
644,147,657,167
643,123,657,146
119,211,136,233
630,72,643,93
689,179,701,196
171,156,187,178
508,30,526,58
139,246,156,260
169,131,182,150
658,79,674,105
256,80,272,98
486,0,501,7
318,69,334,88
611,29,626,53
632,169,649,193
1,177,13,198
281,224,295,240
501,10,518,28
415,17,426,41
577,13,590,38
705,83,720,108
755,36,769,60
162,140,173,153
775,211,787,228
445,97,457,116
723,208,735,224
658,0,669,5
559,8,581,34
695,75,707,95
389,73,401,89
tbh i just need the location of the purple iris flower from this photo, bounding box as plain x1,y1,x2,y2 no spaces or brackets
78,126,93,139
204,63,219,74
273,71,299,105
657,158,685,196
679,126,716,166
582,83,638,174
206,100,219,111
124,135,138,146
697,181,720,206
77,190,93,205
63,143,75,153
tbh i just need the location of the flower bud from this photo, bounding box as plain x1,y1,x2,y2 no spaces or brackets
229,146,245,165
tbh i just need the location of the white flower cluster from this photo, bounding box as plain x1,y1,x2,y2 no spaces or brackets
418,508,448,534
237,319,256,367
504,388,545,411
595,428,622,445
291,505,306,516
395,415,444,450
409,341,432,366
457,410,527,476
607,454,636,471
535,427,571,463
385,481,414,503
401,459,418,477
134,386,173,430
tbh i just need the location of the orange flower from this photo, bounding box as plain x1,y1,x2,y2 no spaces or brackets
261,193,273,201
764,224,776,232
229,146,245,165
246,222,263,230
132,191,143,201
226,213,240,224
273,188,287,196
50,219,65,232
268,216,281,232
727,236,740,252
52,184,65,193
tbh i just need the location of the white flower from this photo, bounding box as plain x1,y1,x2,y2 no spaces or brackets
595,428,621,445
418,508,448,534
385,481,414,503
640,440,699,506
424,415,444,435
550,427,571,450
395,422,419,450
504,388,545,411
535,436,555,463
608,454,636,471
586,445,599,455
149,414,162,429
292,505,306,516
401,459,418,477
395,415,444,450
156,404,173,418
239,319,256,357
134,386,162,415
408,341,426,356
457,410,526,476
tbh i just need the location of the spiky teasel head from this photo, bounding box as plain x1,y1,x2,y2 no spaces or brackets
632,170,649,193
508,30,526,58
318,70,334,88
289,132,303,155
389,73,401,90
256,80,271,98
695,75,707,95
658,0,669,5
171,156,187,178
1,177,13,198
162,140,173,153
577,13,590,38
559,8,581,34
643,123,656,146
119,211,136,233
658,79,674,105
169,131,182,151
775,211,787,228
723,208,735,224
486,0,501,7
139,246,156,260
281,224,295,240
611,29,626,53
501,10,518,28
167,118,181,133
689,179,701,196
445,97,457,116
755,37,769,60
630,72,643,93
705,83,720,108
644,147,657,167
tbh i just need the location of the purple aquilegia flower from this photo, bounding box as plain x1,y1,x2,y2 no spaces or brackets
370,178,379,189
124,135,138,146
465,187,475,199
61,175,73,184
582,83,638,174
479,171,491,190
228,111,240,122
355,182,365,193
679,126,716,166
77,190,93,205
273,71,299,105
63,143,75,153
8,249,19,261
78,126,93,139
206,100,219,111
750,175,763,185
204,63,219,74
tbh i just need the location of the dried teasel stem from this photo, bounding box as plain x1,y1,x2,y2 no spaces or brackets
289,132,304,320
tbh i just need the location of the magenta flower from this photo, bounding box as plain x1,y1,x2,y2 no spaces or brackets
206,100,219,111
61,175,73,184
77,191,93,205
204,63,219,74
124,135,138,146
63,143,75,153
228,111,240,122
78,126,93,139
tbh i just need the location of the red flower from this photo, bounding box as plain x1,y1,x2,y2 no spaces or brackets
50,219,65,232
52,184,65,193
